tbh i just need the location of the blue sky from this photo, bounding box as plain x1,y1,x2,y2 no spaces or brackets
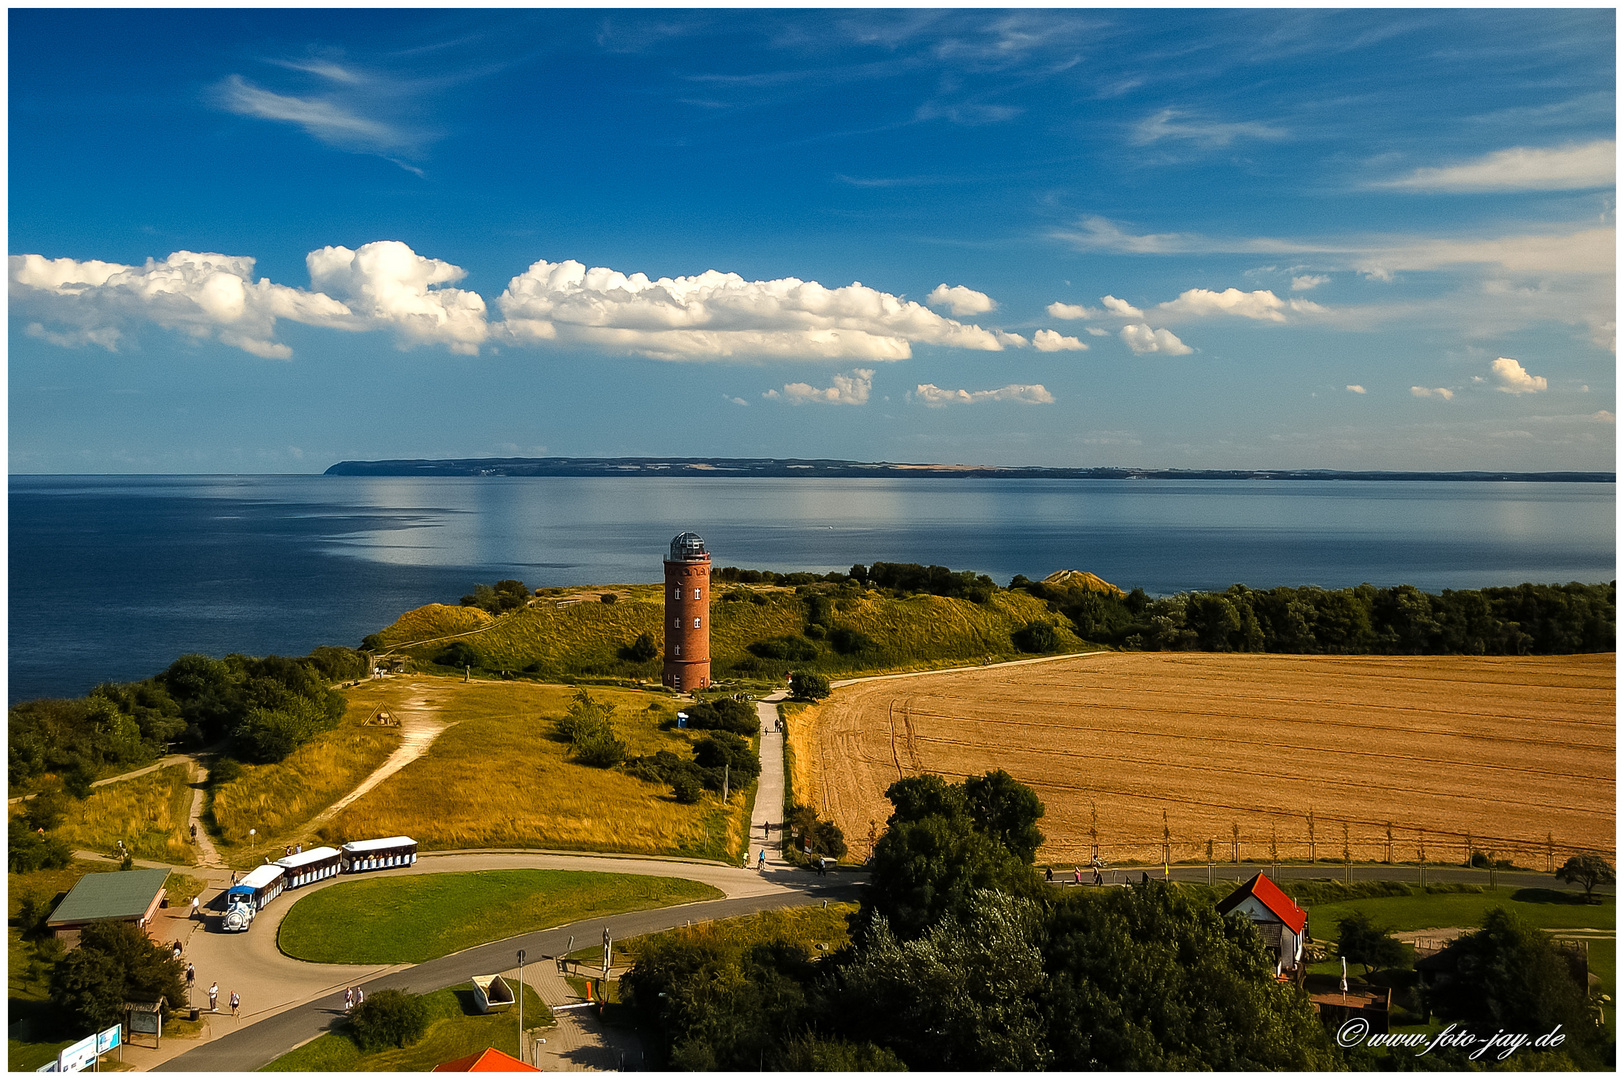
9,8,1616,473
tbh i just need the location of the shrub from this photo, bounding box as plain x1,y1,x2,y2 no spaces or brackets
829,627,877,655
601,593,619,604
347,988,430,1052
1012,621,1060,653
747,636,820,662
681,698,758,736
671,774,704,804
433,641,482,669
694,733,760,789
789,671,831,701
623,632,659,662
556,690,627,768
8,819,72,872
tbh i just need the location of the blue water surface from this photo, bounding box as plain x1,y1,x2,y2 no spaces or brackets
8,475,1614,702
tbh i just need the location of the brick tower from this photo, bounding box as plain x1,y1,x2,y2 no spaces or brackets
662,532,711,692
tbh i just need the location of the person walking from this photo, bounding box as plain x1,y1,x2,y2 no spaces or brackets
185,963,195,995
190,895,201,920
1073,866,1082,886
1045,865,1054,883
355,987,364,1008
208,982,218,1012
229,990,240,1018
344,988,354,1012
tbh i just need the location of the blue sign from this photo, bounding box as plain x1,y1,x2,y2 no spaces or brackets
96,1025,121,1053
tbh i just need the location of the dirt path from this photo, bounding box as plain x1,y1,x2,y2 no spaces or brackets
187,760,226,870
9,752,197,805
304,686,453,832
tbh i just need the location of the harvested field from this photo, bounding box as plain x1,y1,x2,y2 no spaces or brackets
800,652,1615,868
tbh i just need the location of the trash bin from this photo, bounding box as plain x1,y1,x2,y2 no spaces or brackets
190,1007,200,1021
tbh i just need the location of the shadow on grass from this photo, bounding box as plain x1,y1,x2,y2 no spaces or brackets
1510,887,1607,906
450,988,483,1016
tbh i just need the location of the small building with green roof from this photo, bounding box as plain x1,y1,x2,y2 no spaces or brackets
47,868,171,948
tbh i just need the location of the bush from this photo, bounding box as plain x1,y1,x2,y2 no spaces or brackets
556,690,627,768
8,819,72,872
433,641,482,669
681,698,758,736
671,774,704,804
694,733,760,789
747,636,820,661
829,627,877,655
789,671,831,701
347,988,430,1052
601,593,619,604
1012,621,1060,653
623,632,659,662
232,697,338,764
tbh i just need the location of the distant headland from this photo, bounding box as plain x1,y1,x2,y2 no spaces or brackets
324,456,1614,483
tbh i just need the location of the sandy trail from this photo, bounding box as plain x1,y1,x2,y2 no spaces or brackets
305,683,453,832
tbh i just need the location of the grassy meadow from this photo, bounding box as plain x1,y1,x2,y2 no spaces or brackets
209,720,400,864
321,678,754,860
601,902,857,969
371,582,1084,683
261,983,550,1072
278,869,722,963
35,764,196,864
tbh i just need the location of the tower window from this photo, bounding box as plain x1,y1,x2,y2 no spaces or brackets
673,587,681,600
673,618,680,628
693,617,701,629
693,588,701,600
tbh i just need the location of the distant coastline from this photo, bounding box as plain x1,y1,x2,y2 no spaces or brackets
325,456,1615,483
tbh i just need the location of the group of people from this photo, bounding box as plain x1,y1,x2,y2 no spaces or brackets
283,843,304,857
200,979,240,1017
343,986,367,1012
1043,859,1106,887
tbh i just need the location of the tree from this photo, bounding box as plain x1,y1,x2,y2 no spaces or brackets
832,891,1053,1070
347,988,430,1051
1555,853,1615,903
789,671,831,701
49,921,186,1032
1335,911,1409,974
861,807,1036,941
1012,620,1060,653
556,690,627,767
8,818,71,872
433,641,481,669
964,768,1045,864
1043,883,1336,1070
1424,907,1602,1068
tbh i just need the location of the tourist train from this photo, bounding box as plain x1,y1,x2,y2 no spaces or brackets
220,835,418,932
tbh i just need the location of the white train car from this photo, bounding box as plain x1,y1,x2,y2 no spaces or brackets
341,836,418,873
276,846,343,888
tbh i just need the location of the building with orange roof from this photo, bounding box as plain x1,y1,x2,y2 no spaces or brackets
1215,872,1308,966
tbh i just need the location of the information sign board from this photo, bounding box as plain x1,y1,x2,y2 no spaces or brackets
97,1024,122,1054
58,1033,98,1074
130,1011,159,1035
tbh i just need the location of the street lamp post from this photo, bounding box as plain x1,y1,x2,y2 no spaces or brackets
516,949,525,1064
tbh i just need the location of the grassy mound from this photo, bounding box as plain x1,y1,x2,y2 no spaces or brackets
372,583,1090,682
376,602,494,644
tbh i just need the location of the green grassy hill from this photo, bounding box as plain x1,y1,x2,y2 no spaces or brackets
371,581,1091,682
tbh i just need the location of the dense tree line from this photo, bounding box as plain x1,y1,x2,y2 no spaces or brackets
623,769,1338,1070
1013,578,1614,656
458,578,534,614
717,562,996,604
9,646,366,789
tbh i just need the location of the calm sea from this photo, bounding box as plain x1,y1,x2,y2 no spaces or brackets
8,475,1615,703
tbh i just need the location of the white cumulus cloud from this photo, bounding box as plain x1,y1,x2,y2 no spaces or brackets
1410,386,1455,400
914,383,1054,406
1100,295,1144,319
1046,301,1096,320
1120,324,1193,355
1156,287,1289,323
772,368,874,405
496,260,1006,361
1292,274,1329,291
1032,329,1087,352
1489,357,1548,394
307,241,488,354
926,283,996,316
1379,140,1615,192
10,250,353,360
1346,384,1366,394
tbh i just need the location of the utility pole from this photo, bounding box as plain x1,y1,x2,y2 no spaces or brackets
722,763,729,802
516,949,525,1064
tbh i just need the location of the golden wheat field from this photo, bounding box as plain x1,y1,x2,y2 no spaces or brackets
796,652,1616,868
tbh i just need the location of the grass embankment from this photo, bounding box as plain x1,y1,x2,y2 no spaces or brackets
595,903,856,969
209,721,399,864
372,583,1083,683
261,983,549,1072
30,765,196,864
323,679,751,860
9,862,118,1069
278,870,722,964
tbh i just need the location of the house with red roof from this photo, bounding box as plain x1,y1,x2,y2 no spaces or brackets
1215,872,1308,966
433,1047,539,1072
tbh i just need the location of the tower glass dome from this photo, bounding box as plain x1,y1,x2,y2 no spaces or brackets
669,532,708,561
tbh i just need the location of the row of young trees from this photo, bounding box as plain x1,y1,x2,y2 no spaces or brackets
1015,578,1614,655
623,770,1339,1070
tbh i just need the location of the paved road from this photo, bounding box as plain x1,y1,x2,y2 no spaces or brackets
155,878,862,1072
752,692,788,869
